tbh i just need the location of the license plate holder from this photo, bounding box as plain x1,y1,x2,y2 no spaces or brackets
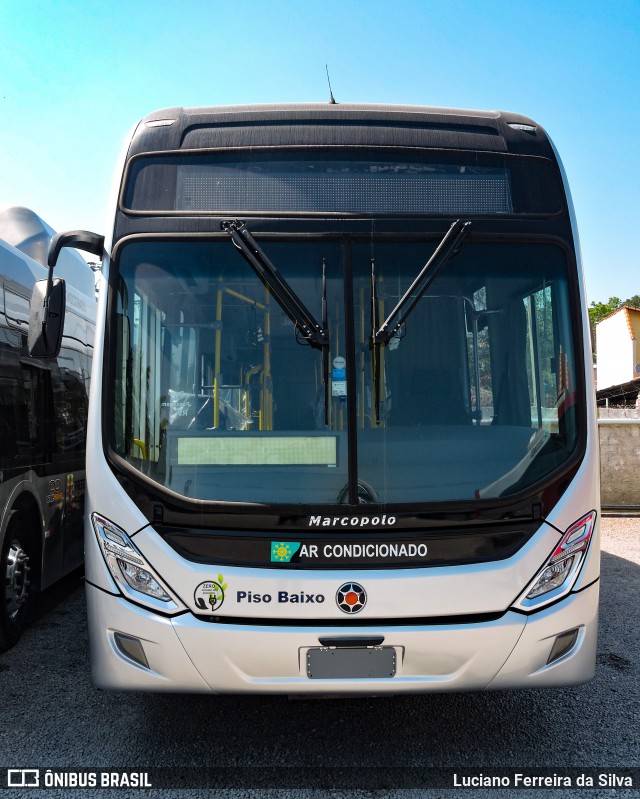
306,646,396,679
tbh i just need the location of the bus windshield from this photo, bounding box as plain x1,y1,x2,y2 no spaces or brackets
112,237,578,505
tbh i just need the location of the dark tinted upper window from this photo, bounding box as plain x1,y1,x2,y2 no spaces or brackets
124,152,562,215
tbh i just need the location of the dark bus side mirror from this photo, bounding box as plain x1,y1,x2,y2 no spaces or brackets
28,229,104,358
28,278,66,357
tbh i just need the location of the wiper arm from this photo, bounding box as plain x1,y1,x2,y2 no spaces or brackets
222,220,329,350
370,219,471,424
222,220,331,427
372,219,472,345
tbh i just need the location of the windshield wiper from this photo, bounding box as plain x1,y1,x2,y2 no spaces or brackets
222,220,331,425
372,219,472,345
222,220,329,350
370,219,471,423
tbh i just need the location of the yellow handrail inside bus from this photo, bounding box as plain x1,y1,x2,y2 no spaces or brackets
224,288,266,310
133,439,147,459
213,279,223,428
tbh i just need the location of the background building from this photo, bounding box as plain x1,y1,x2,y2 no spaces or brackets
595,305,640,392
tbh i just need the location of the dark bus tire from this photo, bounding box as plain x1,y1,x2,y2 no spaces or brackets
0,512,33,652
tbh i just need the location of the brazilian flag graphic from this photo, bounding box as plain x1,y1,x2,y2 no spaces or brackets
271,541,301,563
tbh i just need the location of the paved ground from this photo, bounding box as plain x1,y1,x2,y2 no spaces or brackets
0,516,638,798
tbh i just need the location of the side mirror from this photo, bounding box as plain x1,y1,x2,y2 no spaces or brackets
28,229,104,359
28,277,66,357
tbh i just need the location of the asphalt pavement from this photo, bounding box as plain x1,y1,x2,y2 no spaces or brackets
0,516,638,798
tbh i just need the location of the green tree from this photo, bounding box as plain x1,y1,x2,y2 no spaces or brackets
589,296,622,330
625,294,640,309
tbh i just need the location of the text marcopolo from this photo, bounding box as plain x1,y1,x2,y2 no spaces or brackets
309,515,397,528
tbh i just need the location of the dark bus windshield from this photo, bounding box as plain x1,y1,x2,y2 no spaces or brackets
112,237,578,505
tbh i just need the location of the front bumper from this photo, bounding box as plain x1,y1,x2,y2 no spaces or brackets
86,581,598,694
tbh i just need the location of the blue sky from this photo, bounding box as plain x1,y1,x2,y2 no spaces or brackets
0,0,638,303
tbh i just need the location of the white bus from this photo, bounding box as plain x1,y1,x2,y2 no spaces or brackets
41,105,599,692
1,206,96,650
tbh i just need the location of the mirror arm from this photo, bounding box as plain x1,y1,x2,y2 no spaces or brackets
48,230,104,268
44,228,104,326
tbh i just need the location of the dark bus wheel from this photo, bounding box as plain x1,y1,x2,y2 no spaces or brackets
0,515,32,651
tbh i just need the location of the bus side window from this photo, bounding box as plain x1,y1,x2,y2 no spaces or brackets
0,366,27,465
21,364,55,464
467,280,531,430
51,354,88,454
4,288,29,331
466,289,495,425
523,284,560,432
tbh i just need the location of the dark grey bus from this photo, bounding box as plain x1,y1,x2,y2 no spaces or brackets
0,207,96,650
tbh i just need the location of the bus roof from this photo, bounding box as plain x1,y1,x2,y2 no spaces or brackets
0,205,59,267
0,206,96,300
129,103,553,160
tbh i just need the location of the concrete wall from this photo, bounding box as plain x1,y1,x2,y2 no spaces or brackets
598,408,640,507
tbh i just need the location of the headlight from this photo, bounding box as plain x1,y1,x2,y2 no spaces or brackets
92,513,186,614
513,510,597,611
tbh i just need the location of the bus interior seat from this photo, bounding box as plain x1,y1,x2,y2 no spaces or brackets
394,368,469,426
